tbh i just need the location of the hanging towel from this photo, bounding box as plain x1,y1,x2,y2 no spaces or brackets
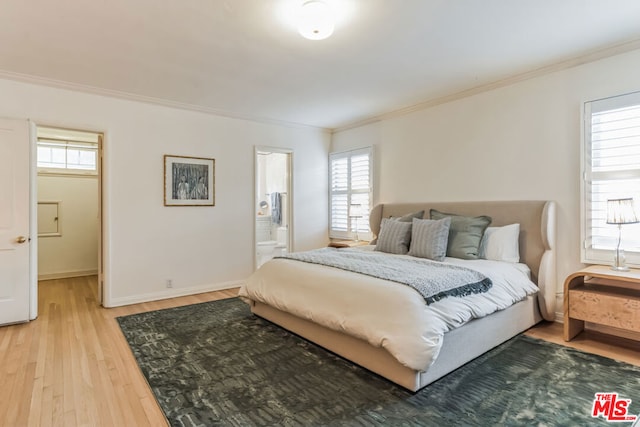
271,192,282,225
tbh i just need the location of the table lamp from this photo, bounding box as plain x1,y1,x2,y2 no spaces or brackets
349,203,365,242
606,198,639,271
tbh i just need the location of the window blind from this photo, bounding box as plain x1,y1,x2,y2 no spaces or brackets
583,91,640,266
329,147,373,240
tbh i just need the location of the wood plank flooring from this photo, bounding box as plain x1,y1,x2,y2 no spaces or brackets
0,276,236,427
0,276,637,426
525,320,640,367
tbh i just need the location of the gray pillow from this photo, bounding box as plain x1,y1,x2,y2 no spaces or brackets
374,218,412,254
393,210,425,222
408,217,451,261
430,209,492,260
371,210,424,244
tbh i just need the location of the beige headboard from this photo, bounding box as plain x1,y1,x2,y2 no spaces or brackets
369,201,556,321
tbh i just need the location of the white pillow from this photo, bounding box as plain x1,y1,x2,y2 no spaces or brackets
478,223,520,263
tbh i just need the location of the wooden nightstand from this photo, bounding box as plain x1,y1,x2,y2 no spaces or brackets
563,265,640,341
328,240,370,249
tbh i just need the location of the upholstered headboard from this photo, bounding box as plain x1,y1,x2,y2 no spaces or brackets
369,201,556,321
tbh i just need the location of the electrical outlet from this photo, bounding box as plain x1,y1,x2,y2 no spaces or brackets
166,279,173,288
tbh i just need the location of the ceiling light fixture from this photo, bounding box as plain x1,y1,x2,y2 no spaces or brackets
297,0,335,40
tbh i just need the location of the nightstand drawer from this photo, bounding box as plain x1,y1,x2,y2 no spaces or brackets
568,287,640,332
564,266,640,341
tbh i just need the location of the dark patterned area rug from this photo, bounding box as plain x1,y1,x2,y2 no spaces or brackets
117,298,640,427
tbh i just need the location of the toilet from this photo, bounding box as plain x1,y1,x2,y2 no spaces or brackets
256,216,288,267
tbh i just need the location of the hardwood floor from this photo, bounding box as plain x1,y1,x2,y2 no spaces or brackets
525,320,640,367
0,277,637,426
0,276,236,427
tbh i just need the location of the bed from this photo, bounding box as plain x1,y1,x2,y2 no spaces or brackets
239,201,556,391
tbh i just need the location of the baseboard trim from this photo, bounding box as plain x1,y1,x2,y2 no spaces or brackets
38,270,98,281
104,279,243,308
554,293,564,323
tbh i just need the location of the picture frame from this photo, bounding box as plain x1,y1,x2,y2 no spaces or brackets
164,155,215,206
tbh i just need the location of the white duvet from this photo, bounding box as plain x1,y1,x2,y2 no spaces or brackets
238,246,538,372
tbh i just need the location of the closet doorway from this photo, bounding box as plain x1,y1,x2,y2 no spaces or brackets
36,126,104,304
254,147,292,269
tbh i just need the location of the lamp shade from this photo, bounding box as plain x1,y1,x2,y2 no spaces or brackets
349,203,367,218
297,0,335,40
606,198,639,225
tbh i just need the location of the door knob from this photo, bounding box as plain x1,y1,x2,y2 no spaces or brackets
16,236,27,244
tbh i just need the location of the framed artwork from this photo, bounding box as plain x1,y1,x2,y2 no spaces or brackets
164,155,215,206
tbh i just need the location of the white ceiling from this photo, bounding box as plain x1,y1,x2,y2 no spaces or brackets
2,0,640,130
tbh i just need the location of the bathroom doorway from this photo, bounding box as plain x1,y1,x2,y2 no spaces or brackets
254,147,292,269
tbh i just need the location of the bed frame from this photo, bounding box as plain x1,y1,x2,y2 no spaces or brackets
251,201,557,391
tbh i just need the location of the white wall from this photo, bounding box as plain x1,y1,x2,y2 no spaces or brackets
38,174,99,279
0,78,330,307
332,48,640,319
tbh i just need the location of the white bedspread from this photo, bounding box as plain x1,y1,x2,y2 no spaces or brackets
238,246,538,372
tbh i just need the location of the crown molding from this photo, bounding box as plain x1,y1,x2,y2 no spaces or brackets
332,38,640,134
3,36,640,136
0,70,330,133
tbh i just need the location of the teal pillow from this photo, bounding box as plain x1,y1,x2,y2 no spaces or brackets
429,209,491,260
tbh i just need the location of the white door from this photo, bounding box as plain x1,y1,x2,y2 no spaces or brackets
0,118,31,325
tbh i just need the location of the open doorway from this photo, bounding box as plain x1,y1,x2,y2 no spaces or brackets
254,147,292,269
35,126,104,304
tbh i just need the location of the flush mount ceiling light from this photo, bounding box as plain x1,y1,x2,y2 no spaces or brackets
297,0,335,40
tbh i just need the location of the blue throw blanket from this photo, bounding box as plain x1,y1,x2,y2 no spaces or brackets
277,248,492,304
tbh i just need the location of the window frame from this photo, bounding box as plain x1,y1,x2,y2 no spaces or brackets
581,91,640,267
329,146,373,241
37,137,99,176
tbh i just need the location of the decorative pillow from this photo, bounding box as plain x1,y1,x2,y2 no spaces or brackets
371,210,424,245
407,217,451,261
374,218,412,255
392,210,425,222
479,223,520,263
429,209,492,260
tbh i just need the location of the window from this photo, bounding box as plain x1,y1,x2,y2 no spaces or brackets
37,139,98,174
329,147,373,240
582,91,640,266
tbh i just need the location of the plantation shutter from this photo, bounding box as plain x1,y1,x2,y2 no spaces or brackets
582,91,640,266
329,147,373,240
